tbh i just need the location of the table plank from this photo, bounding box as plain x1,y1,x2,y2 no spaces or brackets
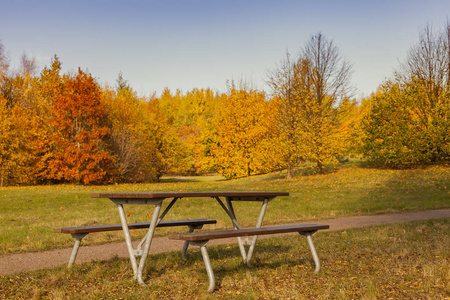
91,191,289,199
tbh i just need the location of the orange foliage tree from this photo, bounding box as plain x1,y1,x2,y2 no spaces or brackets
43,69,113,184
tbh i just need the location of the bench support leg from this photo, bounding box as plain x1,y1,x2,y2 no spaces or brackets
181,225,204,261
68,233,88,267
299,231,320,273
190,240,215,292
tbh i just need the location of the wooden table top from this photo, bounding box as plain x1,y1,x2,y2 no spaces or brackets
91,191,289,199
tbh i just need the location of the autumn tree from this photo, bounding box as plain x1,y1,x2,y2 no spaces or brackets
269,33,355,175
173,88,220,175
103,82,144,182
0,45,42,186
29,56,65,182
0,95,38,186
0,42,8,83
43,69,113,184
145,96,188,180
362,24,450,166
102,76,175,182
0,48,32,186
20,53,37,75
299,33,355,173
268,52,310,178
210,83,279,178
155,88,220,175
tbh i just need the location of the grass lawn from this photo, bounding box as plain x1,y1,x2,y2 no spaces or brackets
0,163,449,254
0,218,448,299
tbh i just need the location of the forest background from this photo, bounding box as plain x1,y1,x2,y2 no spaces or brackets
0,23,449,186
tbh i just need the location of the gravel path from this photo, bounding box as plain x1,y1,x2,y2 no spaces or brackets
1,209,449,276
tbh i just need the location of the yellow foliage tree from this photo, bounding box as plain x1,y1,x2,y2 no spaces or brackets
0,47,46,186
155,88,220,175
270,34,356,175
0,95,38,186
144,97,186,180
210,84,279,178
104,76,186,182
362,24,450,167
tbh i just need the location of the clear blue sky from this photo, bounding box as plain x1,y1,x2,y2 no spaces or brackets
1,0,449,99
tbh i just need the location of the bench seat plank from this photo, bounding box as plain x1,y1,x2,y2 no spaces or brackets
169,223,329,292
169,224,329,241
54,219,217,234
54,219,217,267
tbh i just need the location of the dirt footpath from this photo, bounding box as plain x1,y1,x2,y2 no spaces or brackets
1,209,449,276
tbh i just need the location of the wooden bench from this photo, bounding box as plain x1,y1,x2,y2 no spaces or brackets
54,219,217,267
169,224,329,292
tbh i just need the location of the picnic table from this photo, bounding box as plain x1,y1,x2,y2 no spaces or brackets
90,191,289,285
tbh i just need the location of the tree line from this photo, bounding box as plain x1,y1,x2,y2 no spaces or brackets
1,25,449,186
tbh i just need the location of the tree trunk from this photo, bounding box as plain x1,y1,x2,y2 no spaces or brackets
286,166,292,179
317,161,324,174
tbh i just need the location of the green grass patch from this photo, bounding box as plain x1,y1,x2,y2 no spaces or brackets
1,218,448,299
0,164,449,254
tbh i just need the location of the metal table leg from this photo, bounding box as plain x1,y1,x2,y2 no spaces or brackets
117,202,163,285
117,203,139,277
218,197,271,266
136,198,178,254
245,198,269,265
137,203,162,285
225,197,247,261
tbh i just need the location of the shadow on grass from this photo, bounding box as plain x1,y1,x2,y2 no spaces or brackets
146,242,317,285
261,165,340,181
160,175,228,183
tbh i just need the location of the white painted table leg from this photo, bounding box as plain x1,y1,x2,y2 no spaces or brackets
117,203,139,277
245,198,269,265
136,203,162,285
225,198,248,261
